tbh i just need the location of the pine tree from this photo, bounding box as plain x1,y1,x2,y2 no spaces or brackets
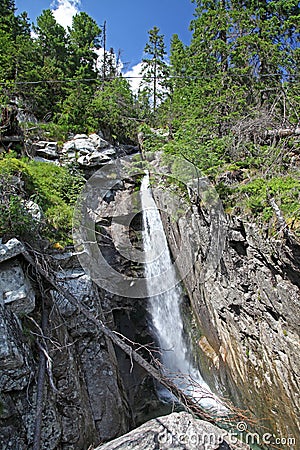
34,10,67,67
68,12,102,78
141,26,169,111
0,0,17,34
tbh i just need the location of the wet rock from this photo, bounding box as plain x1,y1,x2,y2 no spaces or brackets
155,185,300,438
95,411,249,450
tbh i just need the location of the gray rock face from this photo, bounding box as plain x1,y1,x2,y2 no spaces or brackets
0,238,24,263
154,187,300,439
95,412,249,450
61,133,114,167
0,247,130,449
0,259,35,317
0,303,32,391
32,141,58,160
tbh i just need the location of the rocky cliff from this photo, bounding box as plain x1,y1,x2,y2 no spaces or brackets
154,177,300,442
95,411,250,450
0,239,130,449
1,141,299,449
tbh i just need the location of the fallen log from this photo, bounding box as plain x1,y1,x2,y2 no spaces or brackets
0,135,24,142
22,248,249,427
265,127,300,138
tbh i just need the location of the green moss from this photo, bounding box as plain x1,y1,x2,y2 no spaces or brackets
0,154,85,245
21,122,69,145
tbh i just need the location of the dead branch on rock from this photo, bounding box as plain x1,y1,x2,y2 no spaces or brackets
22,247,255,429
267,195,294,240
36,342,62,397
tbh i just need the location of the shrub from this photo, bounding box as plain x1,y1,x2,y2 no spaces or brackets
0,154,85,245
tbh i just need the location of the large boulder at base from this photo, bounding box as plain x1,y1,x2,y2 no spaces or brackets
95,412,250,450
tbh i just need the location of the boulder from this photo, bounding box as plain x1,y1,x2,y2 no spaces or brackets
117,144,139,156
62,141,76,153
0,260,35,316
77,152,112,167
89,133,110,149
61,133,115,166
102,147,117,158
32,141,58,160
95,412,249,450
73,134,89,140
73,139,95,154
22,200,43,222
0,239,24,264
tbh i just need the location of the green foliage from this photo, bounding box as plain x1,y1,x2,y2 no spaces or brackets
34,9,67,66
232,176,300,232
0,154,85,245
87,78,138,142
57,82,95,133
140,26,170,113
0,156,37,239
138,123,169,153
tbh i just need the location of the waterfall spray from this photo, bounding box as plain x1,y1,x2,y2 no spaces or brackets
140,173,223,411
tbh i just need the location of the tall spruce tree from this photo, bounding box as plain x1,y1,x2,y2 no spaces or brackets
141,26,169,111
68,12,101,78
34,10,67,67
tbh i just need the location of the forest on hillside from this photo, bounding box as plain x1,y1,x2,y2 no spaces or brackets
1,0,300,243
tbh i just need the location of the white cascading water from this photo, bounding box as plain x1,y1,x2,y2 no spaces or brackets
141,173,224,411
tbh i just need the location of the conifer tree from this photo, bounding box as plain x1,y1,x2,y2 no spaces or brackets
141,26,169,111
68,12,101,78
34,10,67,67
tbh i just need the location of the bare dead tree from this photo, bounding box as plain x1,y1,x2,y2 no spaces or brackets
22,247,255,430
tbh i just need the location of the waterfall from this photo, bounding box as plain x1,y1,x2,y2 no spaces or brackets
140,173,223,411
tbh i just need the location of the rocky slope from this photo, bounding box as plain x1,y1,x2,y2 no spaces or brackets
0,239,130,449
153,174,300,442
95,412,250,450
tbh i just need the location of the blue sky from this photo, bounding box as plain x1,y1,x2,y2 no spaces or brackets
15,0,196,71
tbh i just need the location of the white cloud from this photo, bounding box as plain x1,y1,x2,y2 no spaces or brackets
51,0,81,29
123,62,144,95
94,48,123,76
